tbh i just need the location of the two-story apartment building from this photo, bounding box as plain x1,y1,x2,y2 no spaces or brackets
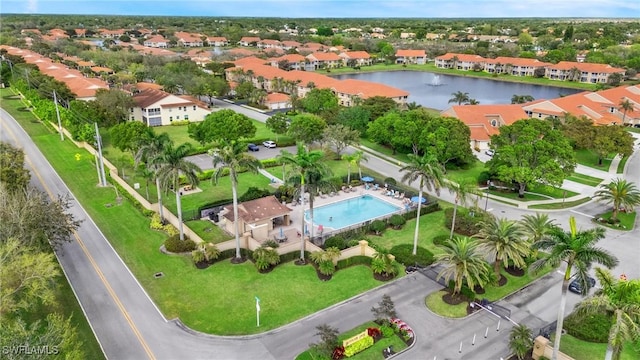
206,37,228,47
238,37,261,47
395,49,427,65
434,53,485,70
143,35,169,48
484,57,550,76
131,88,211,126
175,32,203,47
339,51,372,67
545,61,625,84
306,52,342,70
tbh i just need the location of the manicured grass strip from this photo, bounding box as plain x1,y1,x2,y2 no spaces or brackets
575,148,613,170
487,189,549,202
445,160,486,185
480,266,553,302
529,197,592,210
560,334,640,360
1,90,105,359
425,290,468,318
617,155,629,174
358,138,411,164
566,173,603,187
528,184,578,199
594,211,636,231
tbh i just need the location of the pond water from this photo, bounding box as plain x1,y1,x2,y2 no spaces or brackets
332,71,582,111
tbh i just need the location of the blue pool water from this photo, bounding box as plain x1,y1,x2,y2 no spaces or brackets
305,195,402,230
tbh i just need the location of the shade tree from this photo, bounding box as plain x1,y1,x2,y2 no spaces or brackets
188,109,256,145
287,114,327,145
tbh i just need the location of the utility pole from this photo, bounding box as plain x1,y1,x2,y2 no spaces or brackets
94,122,107,187
53,90,64,141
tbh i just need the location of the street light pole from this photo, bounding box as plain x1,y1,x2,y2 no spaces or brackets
484,180,490,211
53,90,64,141
94,122,107,187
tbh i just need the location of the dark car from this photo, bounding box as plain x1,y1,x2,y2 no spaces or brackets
568,276,596,294
247,143,260,152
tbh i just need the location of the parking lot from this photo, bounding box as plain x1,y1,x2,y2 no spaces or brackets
185,144,296,171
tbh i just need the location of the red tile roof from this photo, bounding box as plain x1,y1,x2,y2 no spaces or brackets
332,79,409,99
223,196,291,223
396,49,426,57
435,53,484,62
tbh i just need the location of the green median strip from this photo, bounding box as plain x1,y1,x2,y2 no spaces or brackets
528,197,591,210
567,173,603,187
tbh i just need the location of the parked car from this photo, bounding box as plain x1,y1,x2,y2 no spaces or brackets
263,140,277,148
568,276,596,294
247,143,260,152
485,149,495,156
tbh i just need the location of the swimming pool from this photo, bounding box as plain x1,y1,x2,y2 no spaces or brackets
305,195,402,230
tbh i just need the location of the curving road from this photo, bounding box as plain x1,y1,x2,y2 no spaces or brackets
2,100,638,360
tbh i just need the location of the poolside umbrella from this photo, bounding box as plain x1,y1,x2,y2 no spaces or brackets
361,176,374,182
411,196,427,204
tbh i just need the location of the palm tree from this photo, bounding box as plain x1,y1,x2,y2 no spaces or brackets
400,153,445,255
371,248,398,277
520,213,558,258
278,143,326,262
211,141,261,260
476,217,530,279
509,324,534,360
618,99,634,124
287,166,333,241
154,143,202,241
530,216,619,360
342,150,368,184
594,178,640,222
468,98,480,105
135,132,171,222
573,268,640,360
448,91,470,105
447,179,481,239
435,236,489,295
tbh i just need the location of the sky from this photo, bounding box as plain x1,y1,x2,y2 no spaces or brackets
2,0,638,18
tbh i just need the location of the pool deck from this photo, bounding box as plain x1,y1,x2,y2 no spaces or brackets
267,184,414,245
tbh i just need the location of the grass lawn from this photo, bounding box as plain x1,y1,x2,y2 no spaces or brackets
358,138,411,164
575,148,613,170
480,266,553,302
425,290,468,318
617,155,629,174
559,334,640,360
364,210,450,255
528,197,592,210
566,173,603,187
594,210,636,231
185,220,232,244
445,160,485,185
296,321,408,360
488,189,550,202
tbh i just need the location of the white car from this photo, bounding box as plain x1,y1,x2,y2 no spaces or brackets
485,149,495,156
263,141,277,148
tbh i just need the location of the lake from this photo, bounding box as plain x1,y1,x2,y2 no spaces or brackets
332,71,582,111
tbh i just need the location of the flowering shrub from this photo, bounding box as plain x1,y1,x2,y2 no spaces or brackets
367,327,381,338
332,345,345,360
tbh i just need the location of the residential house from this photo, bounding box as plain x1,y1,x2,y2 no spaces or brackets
339,51,372,67
434,53,485,70
175,32,203,47
441,104,528,150
257,39,281,50
594,85,640,125
131,88,211,126
98,29,125,38
484,57,550,76
395,49,427,65
280,40,301,51
206,37,228,47
264,93,291,110
269,54,306,71
522,91,623,125
306,52,342,70
400,32,416,39
239,37,261,46
332,79,409,107
545,61,625,84
143,36,169,48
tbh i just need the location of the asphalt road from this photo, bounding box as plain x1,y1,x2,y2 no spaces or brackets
3,99,639,360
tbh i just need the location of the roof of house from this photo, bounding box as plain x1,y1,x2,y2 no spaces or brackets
265,92,290,103
547,61,625,74
306,52,342,61
435,53,485,62
340,51,371,59
132,88,172,108
396,49,427,57
222,196,291,223
442,104,528,141
332,79,409,99
485,56,551,67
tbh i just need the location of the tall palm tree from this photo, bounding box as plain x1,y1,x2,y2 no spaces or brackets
154,143,202,241
342,150,369,184
618,99,634,124
476,217,530,278
448,91,470,105
447,179,481,239
400,153,445,255
212,141,261,260
530,216,619,360
287,166,333,241
435,236,488,295
573,268,640,360
135,132,171,222
278,143,326,262
468,98,480,105
594,178,640,222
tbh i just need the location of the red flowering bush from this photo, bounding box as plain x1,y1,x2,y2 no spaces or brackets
332,345,345,360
